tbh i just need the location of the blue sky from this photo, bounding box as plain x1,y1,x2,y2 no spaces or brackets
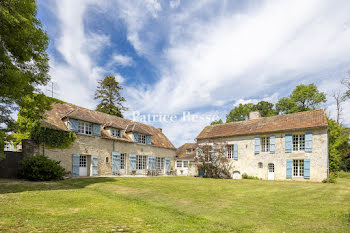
37,0,350,147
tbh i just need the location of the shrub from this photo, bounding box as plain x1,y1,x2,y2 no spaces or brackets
242,173,261,180
322,172,337,183
20,155,65,181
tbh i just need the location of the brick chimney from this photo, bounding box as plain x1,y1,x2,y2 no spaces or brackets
249,111,261,120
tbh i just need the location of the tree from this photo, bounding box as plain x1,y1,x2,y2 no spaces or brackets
327,118,349,172
252,101,277,117
0,0,50,155
276,84,326,114
331,90,346,124
226,101,276,123
210,119,223,125
95,76,127,118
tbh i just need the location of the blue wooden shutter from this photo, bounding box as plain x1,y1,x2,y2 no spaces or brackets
285,134,292,153
146,135,152,145
129,154,136,173
305,132,312,152
112,152,121,175
304,159,310,179
286,159,292,178
270,135,275,154
69,118,79,132
72,154,80,177
133,132,138,143
233,144,238,160
254,136,260,154
165,157,170,172
91,155,98,176
92,124,101,136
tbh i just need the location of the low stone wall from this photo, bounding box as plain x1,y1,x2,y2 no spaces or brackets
0,152,23,178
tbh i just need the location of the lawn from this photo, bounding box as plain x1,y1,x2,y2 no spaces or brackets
0,177,349,233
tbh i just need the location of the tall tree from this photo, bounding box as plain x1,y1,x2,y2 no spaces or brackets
0,0,49,155
95,76,127,118
331,90,346,124
226,101,276,123
252,101,277,117
276,84,326,114
210,119,223,125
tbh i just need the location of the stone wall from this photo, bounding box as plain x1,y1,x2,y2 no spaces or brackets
44,134,176,176
0,152,23,178
197,128,328,182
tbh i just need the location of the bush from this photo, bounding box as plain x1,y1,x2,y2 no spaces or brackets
242,173,262,180
20,155,65,181
322,172,337,183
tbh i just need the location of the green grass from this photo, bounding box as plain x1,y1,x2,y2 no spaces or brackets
0,176,350,233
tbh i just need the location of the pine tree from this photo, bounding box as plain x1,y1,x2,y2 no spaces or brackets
94,76,127,118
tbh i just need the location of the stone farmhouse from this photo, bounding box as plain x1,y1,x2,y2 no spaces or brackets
196,110,329,182
175,143,198,176
36,103,176,177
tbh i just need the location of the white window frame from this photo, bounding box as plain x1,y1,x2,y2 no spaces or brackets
227,145,234,159
176,160,182,168
183,161,189,168
293,159,304,177
138,134,146,144
111,128,121,137
79,155,87,167
293,134,305,151
156,157,164,171
78,121,92,135
136,155,146,170
120,153,126,169
261,137,270,152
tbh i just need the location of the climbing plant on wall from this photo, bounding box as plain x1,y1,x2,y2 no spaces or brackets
30,124,76,149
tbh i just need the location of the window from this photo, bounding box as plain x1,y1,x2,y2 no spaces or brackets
105,157,109,163
293,134,305,151
78,121,92,135
79,155,87,167
183,161,189,168
111,128,121,137
177,160,182,168
136,155,146,170
227,145,234,159
293,159,304,177
156,157,164,170
258,162,263,168
138,134,146,144
120,153,126,169
186,149,192,154
261,137,270,152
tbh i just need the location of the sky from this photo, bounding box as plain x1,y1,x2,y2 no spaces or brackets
36,0,350,147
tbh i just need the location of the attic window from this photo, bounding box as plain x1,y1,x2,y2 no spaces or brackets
186,149,192,154
78,121,92,135
111,128,121,137
138,134,146,144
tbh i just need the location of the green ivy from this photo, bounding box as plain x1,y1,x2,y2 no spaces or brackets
31,124,76,149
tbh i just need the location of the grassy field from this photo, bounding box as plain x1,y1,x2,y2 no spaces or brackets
0,176,349,233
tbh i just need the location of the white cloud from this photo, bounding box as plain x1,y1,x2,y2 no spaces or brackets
109,54,133,67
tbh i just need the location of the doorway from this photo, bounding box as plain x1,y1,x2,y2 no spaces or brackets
268,163,274,180
79,155,87,176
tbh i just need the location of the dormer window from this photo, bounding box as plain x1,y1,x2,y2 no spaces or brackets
78,121,92,135
137,134,146,144
111,128,121,137
186,149,192,154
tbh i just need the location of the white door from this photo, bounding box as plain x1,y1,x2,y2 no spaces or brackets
79,155,87,176
119,153,126,175
268,163,274,180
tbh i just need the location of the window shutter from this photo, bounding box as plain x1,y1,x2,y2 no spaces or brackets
165,157,170,172
69,118,79,132
91,155,98,176
254,136,260,154
72,154,80,177
129,154,136,173
270,135,275,154
305,132,312,152
285,134,292,153
233,144,238,160
133,132,138,143
146,135,152,145
304,159,310,179
286,159,292,178
112,152,121,175
92,124,101,136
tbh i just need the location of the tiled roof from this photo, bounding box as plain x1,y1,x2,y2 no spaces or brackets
197,110,328,139
42,103,175,150
176,143,197,160
125,123,152,135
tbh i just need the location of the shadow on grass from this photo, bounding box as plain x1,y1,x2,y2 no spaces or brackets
0,177,118,194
